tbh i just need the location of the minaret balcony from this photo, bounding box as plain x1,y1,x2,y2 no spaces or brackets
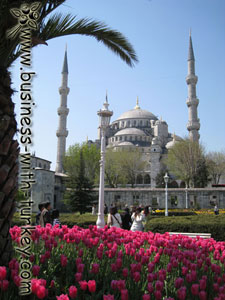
186,74,198,85
56,129,68,137
186,97,199,107
187,121,200,131
59,87,70,95
57,107,69,115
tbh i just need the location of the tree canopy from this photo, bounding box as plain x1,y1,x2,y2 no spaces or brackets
165,138,210,188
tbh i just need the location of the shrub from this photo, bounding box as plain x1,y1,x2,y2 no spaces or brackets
145,214,225,241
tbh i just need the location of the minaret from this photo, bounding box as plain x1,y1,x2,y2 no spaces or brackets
55,47,70,173
186,31,200,142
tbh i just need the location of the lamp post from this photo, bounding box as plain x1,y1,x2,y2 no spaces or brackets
185,184,188,209
164,173,169,216
96,96,113,229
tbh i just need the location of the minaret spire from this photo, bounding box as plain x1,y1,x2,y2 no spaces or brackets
134,96,140,109
186,32,200,142
56,47,70,173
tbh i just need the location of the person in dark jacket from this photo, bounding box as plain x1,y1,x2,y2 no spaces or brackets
39,201,52,226
121,207,132,230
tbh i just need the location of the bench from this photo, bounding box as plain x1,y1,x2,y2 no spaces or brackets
168,232,211,239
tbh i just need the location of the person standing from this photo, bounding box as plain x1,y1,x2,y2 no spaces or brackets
107,206,122,228
214,204,219,215
35,203,44,225
52,209,61,227
92,204,96,215
39,202,52,227
130,207,145,232
121,207,132,230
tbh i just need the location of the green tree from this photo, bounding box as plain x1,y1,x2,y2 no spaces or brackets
0,0,137,265
64,142,100,184
64,150,96,214
105,148,147,187
193,157,210,188
105,148,126,187
165,138,206,187
206,151,225,185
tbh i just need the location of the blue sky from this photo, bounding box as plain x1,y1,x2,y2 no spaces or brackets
11,0,225,170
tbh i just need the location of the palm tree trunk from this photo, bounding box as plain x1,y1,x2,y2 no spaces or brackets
0,67,19,266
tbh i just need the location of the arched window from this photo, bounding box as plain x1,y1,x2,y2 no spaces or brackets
169,181,179,188
124,136,127,141
140,120,142,126
127,121,130,127
133,120,136,126
180,181,186,188
136,174,143,184
144,174,150,184
39,163,42,168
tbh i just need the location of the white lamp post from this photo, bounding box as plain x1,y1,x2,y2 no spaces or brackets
164,173,169,216
185,184,188,209
96,96,113,228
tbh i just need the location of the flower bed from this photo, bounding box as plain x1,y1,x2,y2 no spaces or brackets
0,225,225,299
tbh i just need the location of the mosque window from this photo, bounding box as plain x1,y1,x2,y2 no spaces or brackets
146,121,148,126
39,163,42,168
44,164,46,169
119,136,122,141
116,137,118,141
140,120,142,126
124,136,127,141
134,120,136,126
122,121,124,127
127,121,130,127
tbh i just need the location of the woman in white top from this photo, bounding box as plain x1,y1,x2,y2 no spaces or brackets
130,207,145,232
107,206,122,228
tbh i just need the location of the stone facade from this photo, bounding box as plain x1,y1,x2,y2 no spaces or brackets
102,188,225,210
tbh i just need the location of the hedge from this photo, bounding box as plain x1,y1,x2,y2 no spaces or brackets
144,214,225,241
12,212,103,228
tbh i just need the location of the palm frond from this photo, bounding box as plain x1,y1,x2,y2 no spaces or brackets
37,14,138,67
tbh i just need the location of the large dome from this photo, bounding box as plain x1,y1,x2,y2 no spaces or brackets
116,108,157,121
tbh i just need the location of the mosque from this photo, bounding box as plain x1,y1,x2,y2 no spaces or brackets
19,33,225,211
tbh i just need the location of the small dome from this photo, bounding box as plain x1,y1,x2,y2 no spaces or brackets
166,134,181,149
116,109,157,121
115,128,146,136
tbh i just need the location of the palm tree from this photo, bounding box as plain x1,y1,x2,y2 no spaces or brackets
0,0,138,265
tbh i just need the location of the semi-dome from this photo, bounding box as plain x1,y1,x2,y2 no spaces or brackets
117,142,134,147
116,108,157,121
115,128,146,136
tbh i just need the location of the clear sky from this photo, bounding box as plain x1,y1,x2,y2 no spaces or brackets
11,0,225,170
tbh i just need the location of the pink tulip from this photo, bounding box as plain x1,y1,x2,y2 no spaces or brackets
104,295,115,300
1,280,9,291
177,287,186,300
142,294,151,300
121,289,129,300
88,280,96,293
69,286,77,299
79,280,87,291
0,266,7,280
75,272,82,282
199,290,207,300
32,265,40,277
191,284,199,296
56,294,69,300
122,268,129,278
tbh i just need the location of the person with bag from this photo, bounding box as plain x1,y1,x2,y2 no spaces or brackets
107,206,122,228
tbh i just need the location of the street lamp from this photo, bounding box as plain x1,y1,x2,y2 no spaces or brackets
164,173,169,216
96,96,113,228
185,184,188,209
